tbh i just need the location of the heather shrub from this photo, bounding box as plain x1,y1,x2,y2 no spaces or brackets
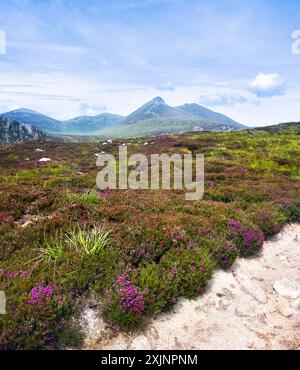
248,205,287,237
137,262,179,312
212,241,239,269
0,273,78,349
159,247,214,299
102,272,146,329
275,198,300,222
227,221,265,257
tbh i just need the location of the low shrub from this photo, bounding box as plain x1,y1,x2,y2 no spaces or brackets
227,221,265,257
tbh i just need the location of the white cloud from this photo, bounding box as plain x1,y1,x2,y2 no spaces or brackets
250,73,285,97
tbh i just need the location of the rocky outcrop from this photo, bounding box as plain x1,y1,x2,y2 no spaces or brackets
0,117,49,145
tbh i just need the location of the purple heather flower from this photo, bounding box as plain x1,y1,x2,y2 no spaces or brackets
199,263,206,271
116,273,145,315
227,244,234,253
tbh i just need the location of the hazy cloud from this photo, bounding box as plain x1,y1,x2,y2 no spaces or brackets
79,102,108,116
199,93,249,107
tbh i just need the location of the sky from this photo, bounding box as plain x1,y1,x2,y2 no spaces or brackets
0,0,300,126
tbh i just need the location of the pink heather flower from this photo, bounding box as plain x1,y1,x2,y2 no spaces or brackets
151,294,156,304
116,273,145,315
171,298,177,305
169,267,177,275
199,263,206,271
276,198,294,207
27,284,62,306
56,296,63,305
228,221,242,230
227,244,234,253
7,272,18,279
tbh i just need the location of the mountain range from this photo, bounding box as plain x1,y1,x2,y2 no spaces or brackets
0,97,246,139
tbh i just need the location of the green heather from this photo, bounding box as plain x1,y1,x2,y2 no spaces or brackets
0,123,300,349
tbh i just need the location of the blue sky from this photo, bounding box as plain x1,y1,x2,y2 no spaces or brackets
0,0,300,125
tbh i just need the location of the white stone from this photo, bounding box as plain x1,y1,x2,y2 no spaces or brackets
39,158,51,162
273,278,300,299
130,335,152,350
235,273,268,304
291,297,300,310
35,148,45,152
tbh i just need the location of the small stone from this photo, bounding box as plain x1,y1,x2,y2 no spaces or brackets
219,299,230,310
130,335,152,350
206,297,216,306
39,157,51,162
235,306,253,318
291,297,300,310
273,278,300,299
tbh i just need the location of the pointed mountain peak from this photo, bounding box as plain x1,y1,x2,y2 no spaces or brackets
150,96,165,105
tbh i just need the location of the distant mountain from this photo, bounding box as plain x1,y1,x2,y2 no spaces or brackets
0,108,62,133
0,117,49,145
122,97,188,124
176,103,245,130
120,97,246,132
62,113,124,133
